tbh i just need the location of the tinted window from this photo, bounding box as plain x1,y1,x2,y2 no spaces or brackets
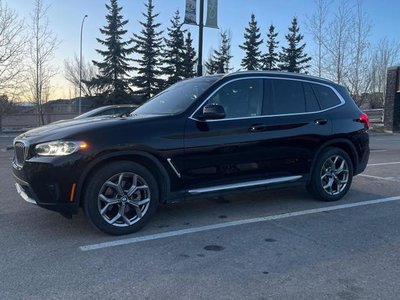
311,84,341,109
270,79,306,114
303,83,321,112
206,79,263,119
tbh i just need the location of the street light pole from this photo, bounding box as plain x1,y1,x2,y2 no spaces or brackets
196,0,204,77
79,14,88,115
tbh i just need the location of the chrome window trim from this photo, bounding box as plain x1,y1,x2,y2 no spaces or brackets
189,76,345,122
188,175,302,195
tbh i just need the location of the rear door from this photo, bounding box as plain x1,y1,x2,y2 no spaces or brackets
258,79,333,178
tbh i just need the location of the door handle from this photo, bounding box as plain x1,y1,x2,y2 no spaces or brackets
314,119,328,125
249,124,267,132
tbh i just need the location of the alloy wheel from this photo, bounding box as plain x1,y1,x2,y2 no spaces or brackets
97,172,151,227
320,155,349,196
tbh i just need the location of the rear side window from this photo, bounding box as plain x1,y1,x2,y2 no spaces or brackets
303,83,321,112
269,79,306,114
311,84,341,109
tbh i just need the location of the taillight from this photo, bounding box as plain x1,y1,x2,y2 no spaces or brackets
358,113,370,128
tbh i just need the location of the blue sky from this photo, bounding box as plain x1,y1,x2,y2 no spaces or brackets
7,0,400,98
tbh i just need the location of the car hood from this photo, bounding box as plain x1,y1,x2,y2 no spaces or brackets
16,114,163,142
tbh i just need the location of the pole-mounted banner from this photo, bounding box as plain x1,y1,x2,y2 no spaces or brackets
205,0,218,28
184,0,197,25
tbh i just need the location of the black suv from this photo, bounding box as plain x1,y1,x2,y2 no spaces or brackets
12,71,370,235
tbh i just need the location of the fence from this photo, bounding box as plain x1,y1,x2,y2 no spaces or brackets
363,109,384,124
1,113,77,132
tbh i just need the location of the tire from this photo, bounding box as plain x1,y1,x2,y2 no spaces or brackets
307,147,353,202
83,161,159,235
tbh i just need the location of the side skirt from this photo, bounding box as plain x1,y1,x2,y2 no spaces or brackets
187,175,303,195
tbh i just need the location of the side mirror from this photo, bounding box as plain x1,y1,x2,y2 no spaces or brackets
199,104,226,120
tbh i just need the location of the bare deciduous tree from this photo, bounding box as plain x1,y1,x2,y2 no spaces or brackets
369,39,400,107
64,55,99,98
28,0,59,125
323,1,353,84
305,0,332,77
0,0,26,95
347,0,372,106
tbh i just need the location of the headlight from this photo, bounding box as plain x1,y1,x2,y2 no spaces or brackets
35,141,88,156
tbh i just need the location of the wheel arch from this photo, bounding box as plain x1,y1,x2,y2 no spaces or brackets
75,151,171,207
311,139,359,177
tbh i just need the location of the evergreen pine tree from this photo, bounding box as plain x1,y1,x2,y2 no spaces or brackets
205,31,233,74
132,0,164,99
205,50,219,74
279,17,311,73
262,24,280,70
87,0,134,103
162,10,186,87
239,14,263,70
181,32,197,79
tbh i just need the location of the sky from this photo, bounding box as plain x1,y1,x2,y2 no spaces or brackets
6,0,400,99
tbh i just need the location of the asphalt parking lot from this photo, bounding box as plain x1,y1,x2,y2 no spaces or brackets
1,133,400,299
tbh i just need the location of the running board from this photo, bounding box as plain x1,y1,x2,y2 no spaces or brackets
188,175,303,195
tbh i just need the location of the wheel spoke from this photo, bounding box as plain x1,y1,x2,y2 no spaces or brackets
109,212,121,224
136,185,148,190
99,194,119,204
135,206,143,218
116,174,126,196
100,203,112,215
323,178,334,190
138,198,150,206
127,200,139,208
328,158,335,168
118,204,126,216
105,181,118,190
122,214,131,225
335,180,342,192
127,183,137,197
335,160,346,174
333,155,339,167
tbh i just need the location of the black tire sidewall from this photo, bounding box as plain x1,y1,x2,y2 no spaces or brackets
83,161,159,235
309,147,353,202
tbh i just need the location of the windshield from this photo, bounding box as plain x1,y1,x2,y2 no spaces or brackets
133,76,221,115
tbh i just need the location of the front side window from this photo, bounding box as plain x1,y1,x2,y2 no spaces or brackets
205,79,263,119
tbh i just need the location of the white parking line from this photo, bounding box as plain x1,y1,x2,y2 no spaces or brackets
79,195,400,252
358,174,400,182
375,138,400,141
367,162,400,167
370,150,387,153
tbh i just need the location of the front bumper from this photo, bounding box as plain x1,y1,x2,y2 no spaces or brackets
15,182,37,205
12,154,83,215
